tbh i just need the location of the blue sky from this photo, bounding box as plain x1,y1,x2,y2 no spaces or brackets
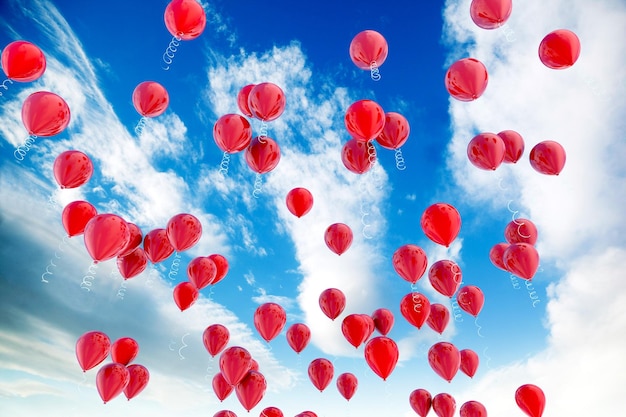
1,0,625,416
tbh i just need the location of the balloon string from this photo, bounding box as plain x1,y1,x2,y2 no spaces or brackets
77,371,87,393
110,268,128,300
134,116,148,136
451,298,464,323
41,236,69,283
394,148,406,170
510,274,521,290
482,346,492,370
161,35,181,70
252,173,263,199
0,78,13,96
168,252,182,281
474,316,484,338
204,357,214,383
219,151,230,176
369,60,381,81
258,119,268,144
13,134,37,161
207,285,215,301
367,142,384,190
145,266,159,288
358,178,373,239
46,193,60,212
525,278,541,308
80,261,99,292
500,23,516,42
178,333,190,360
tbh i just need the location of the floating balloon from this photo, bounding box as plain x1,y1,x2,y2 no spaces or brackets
118,223,143,258
1,40,46,82
212,372,234,402
111,337,139,366
428,260,463,298
433,393,456,417
123,364,149,400
489,242,510,271
245,136,281,174
409,389,432,417
428,342,461,382
117,247,148,279
460,349,479,378
457,285,485,317
132,81,169,118
421,203,461,247
62,200,97,237
237,84,255,117
166,213,202,252
470,0,513,29
254,302,287,342
164,0,207,40
361,314,375,341
376,112,410,150
209,253,229,285
21,91,70,136
529,140,566,175
214,411,237,417
426,303,451,335
173,281,199,311
219,346,252,386
76,331,111,372
364,336,399,381
308,358,334,392
143,228,174,263
203,324,230,357
503,243,540,280
515,384,546,417
295,412,317,417
249,358,259,372
400,292,431,329
392,244,428,284
467,132,506,170
498,130,524,163
247,82,286,121
235,370,267,411
53,150,94,189
344,99,386,143
324,223,353,255
342,314,370,348
187,256,217,290
286,187,314,218
261,407,283,417
349,30,388,71
336,372,358,401
538,29,580,69
319,288,346,320
213,113,253,153
96,363,130,403
445,58,488,101
286,323,311,354
341,138,376,174
84,214,130,263
505,218,538,245
371,308,394,336
460,400,488,417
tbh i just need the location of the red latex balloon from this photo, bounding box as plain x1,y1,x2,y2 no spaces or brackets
428,260,463,298
260,407,283,417
342,138,376,174
117,247,148,279
53,150,93,189
308,358,334,392
132,81,169,118
237,84,255,117
538,29,581,69
371,308,394,336
295,412,317,417
376,112,410,150
342,314,370,348
460,349,479,378
254,302,287,342
111,337,139,366
428,342,461,382
214,411,237,417
247,82,286,121
286,323,311,354
457,285,485,317
286,187,314,218
249,358,259,372
515,384,546,417
84,214,130,263
433,393,456,417
118,223,143,257
319,288,346,320
187,256,217,290
467,132,506,170
143,228,174,263
166,213,202,252
529,140,566,175
76,331,111,372
445,58,488,101
164,0,207,40
364,336,399,381
336,372,358,401
349,30,388,70
324,223,353,255
503,243,540,280
421,203,462,247
489,242,510,271
345,99,385,142
96,363,130,403
173,281,199,311
392,244,428,284
460,401,488,417
400,292,431,329
123,364,149,400
213,113,253,153
21,91,70,136
470,0,513,29
1,40,46,82
409,389,432,417
498,130,524,163
209,253,229,285
219,346,252,386
203,324,230,357
236,370,267,411
245,136,281,174
62,200,97,237
361,314,375,341
426,303,451,335
212,372,234,402
505,218,538,245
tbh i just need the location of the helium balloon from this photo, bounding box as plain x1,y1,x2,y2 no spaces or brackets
212,372,234,402
213,113,253,153
62,200,97,237
245,136,281,174
505,218,538,245
324,223,353,255
489,242,510,271
529,140,566,175
503,243,540,280
428,260,463,298
1,40,46,82
76,331,111,372
123,364,149,400
117,247,148,279
345,99,385,142
460,349,479,378
214,411,237,417
361,314,375,341
118,223,143,257
349,30,388,70
433,393,456,417
376,112,410,150
392,244,428,284
460,400,488,417
515,384,546,417
336,372,358,401
426,303,450,335
237,84,255,117
445,58,488,101
371,308,394,336
219,346,252,386
286,187,314,218
111,337,139,366
254,302,287,342
538,29,581,69
428,342,461,382
421,203,461,247
409,389,432,417
457,285,485,317
166,213,202,252
286,323,311,354
342,314,370,348
249,358,259,372
497,130,524,163
342,138,376,174
164,0,207,40
53,150,94,189
364,336,399,381
470,0,513,29
319,288,346,320
247,82,286,121
467,132,506,170
308,358,334,392
295,412,317,417
400,292,431,329
96,363,130,403
173,281,199,311
21,91,70,136
143,228,174,263
84,214,130,263
132,81,169,118
261,407,283,417
203,324,230,357
235,370,267,411
209,253,229,285
187,256,217,290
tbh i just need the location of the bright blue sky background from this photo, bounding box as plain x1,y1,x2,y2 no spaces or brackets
1,0,625,416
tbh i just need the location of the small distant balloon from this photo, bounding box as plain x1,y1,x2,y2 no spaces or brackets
53,150,94,189
467,132,506,170
497,130,524,163
164,0,207,40
132,81,169,118
62,201,97,237
445,58,488,101
1,40,46,82
470,0,513,29
237,84,255,117
286,187,314,218
349,30,388,74
21,91,71,136
529,140,566,175
538,29,580,69
324,223,353,255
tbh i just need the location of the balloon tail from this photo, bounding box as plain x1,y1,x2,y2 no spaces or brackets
510,274,521,290
252,173,263,199
13,134,37,161
80,261,99,292
525,279,541,308
258,120,268,143
41,259,56,284
0,78,13,96
134,116,148,136
46,193,60,212
41,236,69,283
497,175,507,191
394,148,406,170
501,23,517,42
474,316,484,338
161,35,181,70
482,347,492,369
219,151,230,176
116,280,128,300
168,252,182,281
207,285,215,301
168,339,177,352
178,333,189,360
451,298,464,323
204,358,214,383
145,266,159,287
369,60,381,81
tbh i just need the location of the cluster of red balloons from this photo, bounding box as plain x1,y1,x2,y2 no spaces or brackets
466,130,524,170
175,252,229,310
427,341,480,383
490,217,540,280
214,346,267,411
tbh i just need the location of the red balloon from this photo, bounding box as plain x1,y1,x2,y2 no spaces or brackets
364,336,399,380
503,243,540,280
538,29,580,69
308,358,334,392
489,242,510,271
400,292,431,329
428,260,463,298
96,363,130,403
371,308,394,336
164,0,206,40
143,228,174,263
118,223,143,257
376,112,410,150
249,358,259,372
295,412,317,417
460,401,488,417
166,213,202,252
341,138,376,174
111,337,139,366
444,58,488,101
319,288,346,320
236,370,267,411
286,323,311,354
203,324,230,357
392,244,428,284
324,223,353,255
214,411,237,417
219,346,252,386
349,30,388,70
76,331,111,372
433,393,456,417
505,218,538,245
260,407,283,417
21,91,70,136
254,302,287,342
132,81,169,118
62,200,97,237
457,285,485,317
213,113,253,153
187,256,217,290
498,130,524,163
470,0,513,29
428,342,461,382
237,84,255,117
53,150,93,189
529,140,566,175
123,364,149,400
1,40,46,82
342,314,370,348
345,99,385,142
467,132,506,170
361,314,375,341
336,372,358,401
209,253,229,285
245,136,281,174
117,247,148,279
460,349,479,378
173,281,199,311
212,372,234,402
426,303,451,335
409,389,432,417
286,187,314,218
247,82,286,121
515,384,546,417
84,214,130,263
421,203,462,247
